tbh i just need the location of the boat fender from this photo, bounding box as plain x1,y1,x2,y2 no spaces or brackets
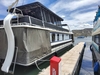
94,61,99,72
84,42,86,48
90,44,93,51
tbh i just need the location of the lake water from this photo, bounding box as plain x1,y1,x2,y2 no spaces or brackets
74,36,92,45
74,36,94,75
0,36,93,75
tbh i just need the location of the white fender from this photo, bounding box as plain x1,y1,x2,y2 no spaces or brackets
1,13,16,73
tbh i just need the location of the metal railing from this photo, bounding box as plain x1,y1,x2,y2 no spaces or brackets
0,15,69,32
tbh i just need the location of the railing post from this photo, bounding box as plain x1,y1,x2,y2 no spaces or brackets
50,56,61,75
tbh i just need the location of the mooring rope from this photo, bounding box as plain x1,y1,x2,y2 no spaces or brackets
34,60,50,71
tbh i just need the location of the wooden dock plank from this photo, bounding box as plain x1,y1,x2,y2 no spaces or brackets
38,42,85,75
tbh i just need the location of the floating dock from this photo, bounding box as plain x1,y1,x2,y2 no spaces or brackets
38,42,85,75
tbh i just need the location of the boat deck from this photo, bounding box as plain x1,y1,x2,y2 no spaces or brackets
38,42,85,75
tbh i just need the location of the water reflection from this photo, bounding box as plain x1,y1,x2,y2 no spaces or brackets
74,36,94,75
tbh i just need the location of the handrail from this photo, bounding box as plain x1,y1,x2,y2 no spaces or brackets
14,8,23,16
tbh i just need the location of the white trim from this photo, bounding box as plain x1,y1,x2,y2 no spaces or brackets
50,33,52,42
0,25,72,34
51,39,72,46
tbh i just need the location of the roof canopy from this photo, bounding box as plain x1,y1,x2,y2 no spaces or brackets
9,2,63,21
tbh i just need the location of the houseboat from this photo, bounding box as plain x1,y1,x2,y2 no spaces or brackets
91,6,100,74
0,1,73,73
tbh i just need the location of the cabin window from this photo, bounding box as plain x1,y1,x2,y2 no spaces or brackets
55,18,58,26
69,34,72,39
64,34,66,40
56,19,59,26
62,34,64,40
57,34,59,41
59,34,62,41
42,10,47,22
46,12,50,23
94,35,100,44
52,33,55,42
92,36,95,42
65,34,69,40
53,17,57,25
32,7,42,20
57,21,61,26
51,16,54,24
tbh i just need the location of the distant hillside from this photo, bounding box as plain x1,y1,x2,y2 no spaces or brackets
72,28,93,37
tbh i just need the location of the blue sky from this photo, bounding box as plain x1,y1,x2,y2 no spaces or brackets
0,0,100,30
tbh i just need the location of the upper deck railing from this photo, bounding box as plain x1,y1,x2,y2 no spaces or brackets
0,16,69,32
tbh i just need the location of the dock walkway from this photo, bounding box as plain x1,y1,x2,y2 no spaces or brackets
38,42,85,75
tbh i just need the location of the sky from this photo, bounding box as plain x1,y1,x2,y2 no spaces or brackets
0,0,100,30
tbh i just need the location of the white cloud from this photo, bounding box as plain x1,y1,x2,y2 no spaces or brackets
62,19,93,30
49,0,99,12
49,0,98,30
1,0,24,7
0,0,97,30
65,0,99,11
60,15,66,18
61,10,95,30
71,10,96,22
34,0,50,5
0,0,27,17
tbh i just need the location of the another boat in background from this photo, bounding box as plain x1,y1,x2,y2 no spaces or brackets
91,6,100,74
77,36,85,38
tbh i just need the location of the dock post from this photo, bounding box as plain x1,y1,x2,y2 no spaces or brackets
50,56,61,75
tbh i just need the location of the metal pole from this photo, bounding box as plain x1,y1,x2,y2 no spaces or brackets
40,7,45,27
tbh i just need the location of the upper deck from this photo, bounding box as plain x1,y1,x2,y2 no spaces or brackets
0,2,69,32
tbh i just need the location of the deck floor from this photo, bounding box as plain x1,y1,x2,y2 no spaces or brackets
38,42,85,75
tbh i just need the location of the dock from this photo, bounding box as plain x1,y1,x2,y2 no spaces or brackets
38,42,85,75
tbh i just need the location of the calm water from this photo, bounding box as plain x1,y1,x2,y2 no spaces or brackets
74,36,92,45
0,36,93,75
74,36,94,75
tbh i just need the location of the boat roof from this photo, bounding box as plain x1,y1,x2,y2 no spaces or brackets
93,6,100,22
9,2,63,21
